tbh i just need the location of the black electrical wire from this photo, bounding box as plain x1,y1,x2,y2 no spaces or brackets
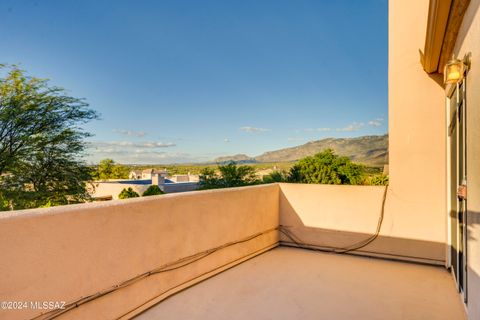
30,185,388,320
279,185,388,254
30,227,278,320
114,244,276,320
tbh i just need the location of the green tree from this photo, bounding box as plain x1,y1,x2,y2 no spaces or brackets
199,162,259,190
93,159,129,180
142,185,164,196
0,65,98,210
118,187,139,199
262,170,288,183
0,192,10,211
288,149,365,185
198,167,220,190
369,174,389,186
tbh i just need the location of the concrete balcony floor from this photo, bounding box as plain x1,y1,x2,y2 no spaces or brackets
135,247,466,320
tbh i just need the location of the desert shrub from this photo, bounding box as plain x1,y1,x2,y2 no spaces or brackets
262,171,288,183
288,149,364,185
142,185,164,196
199,162,259,190
369,174,389,186
118,187,140,199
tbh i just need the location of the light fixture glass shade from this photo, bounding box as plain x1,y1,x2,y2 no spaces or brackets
444,58,464,85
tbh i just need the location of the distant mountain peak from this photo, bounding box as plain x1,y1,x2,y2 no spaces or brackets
214,134,388,167
214,154,255,164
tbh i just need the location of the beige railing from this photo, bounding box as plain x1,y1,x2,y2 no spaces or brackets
0,183,446,320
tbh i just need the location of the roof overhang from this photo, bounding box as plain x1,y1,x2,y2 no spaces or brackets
420,0,471,74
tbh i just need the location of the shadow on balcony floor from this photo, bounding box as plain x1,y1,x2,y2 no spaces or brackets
135,247,465,320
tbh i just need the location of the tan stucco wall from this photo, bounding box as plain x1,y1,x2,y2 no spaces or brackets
279,183,445,264
0,184,279,320
388,0,447,260
278,0,457,266
453,1,480,318
90,181,150,199
0,179,459,319
90,181,199,199
280,184,386,234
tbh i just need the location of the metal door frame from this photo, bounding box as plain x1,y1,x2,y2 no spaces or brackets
446,75,468,304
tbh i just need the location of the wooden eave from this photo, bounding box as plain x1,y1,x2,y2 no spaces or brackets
421,0,471,74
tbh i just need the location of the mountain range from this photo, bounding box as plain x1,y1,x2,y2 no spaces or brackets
214,134,388,167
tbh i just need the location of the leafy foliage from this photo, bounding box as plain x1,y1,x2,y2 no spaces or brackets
287,149,365,185
262,170,288,183
93,159,129,180
0,192,11,211
0,65,98,210
368,174,389,186
142,185,164,196
122,162,293,176
198,168,219,190
199,162,259,189
118,187,140,199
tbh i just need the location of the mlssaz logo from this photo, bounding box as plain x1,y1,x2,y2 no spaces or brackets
30,301,66,310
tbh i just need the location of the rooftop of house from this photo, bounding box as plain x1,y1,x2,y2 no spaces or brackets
141,169,167,174
114,179,175,185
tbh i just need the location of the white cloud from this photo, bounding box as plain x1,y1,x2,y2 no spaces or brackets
87,149,209,164
304,127,331,132
239,126,270,133
90,141,176,149
85,140,213,164
368,117,384,127
141,142,176,148
302,121,373,134
224,138,230,143
336,122,365,132
287,137,306,142
113,129,146,137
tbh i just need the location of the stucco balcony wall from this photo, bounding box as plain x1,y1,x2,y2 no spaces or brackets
0,184,279,320
279,183,446,264
0,183,449,319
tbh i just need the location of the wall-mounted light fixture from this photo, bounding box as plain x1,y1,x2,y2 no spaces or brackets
444,57,464,84
444,53,471,85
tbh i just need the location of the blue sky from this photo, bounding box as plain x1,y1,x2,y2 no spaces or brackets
0,0,387,164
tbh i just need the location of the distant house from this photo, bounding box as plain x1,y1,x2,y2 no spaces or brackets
90,168,199,200
129,170,142,180
255,169,274,179
169,174,200,183
129,169,169,180
141,169,168,180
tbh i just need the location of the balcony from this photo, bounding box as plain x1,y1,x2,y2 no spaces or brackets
137,247,464,320
0,184,466,320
